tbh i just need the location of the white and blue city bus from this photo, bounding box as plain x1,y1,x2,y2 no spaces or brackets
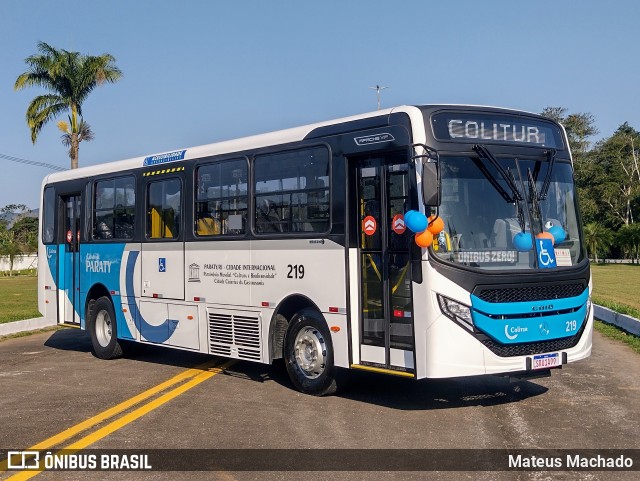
38,105,592,395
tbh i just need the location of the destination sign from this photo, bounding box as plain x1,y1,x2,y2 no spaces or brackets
454,250,517,265
431,112,563,149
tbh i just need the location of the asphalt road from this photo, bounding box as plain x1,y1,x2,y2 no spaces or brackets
0,327,638,481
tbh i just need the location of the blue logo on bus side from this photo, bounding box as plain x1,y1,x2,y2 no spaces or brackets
536,238,556,269
159,258,166,272
143,149,186,166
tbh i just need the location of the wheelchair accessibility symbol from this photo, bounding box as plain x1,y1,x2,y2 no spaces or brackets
536,238,556,269
159,257,166,272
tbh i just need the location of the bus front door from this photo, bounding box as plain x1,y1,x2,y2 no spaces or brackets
59,194,82,325
352,154,416,374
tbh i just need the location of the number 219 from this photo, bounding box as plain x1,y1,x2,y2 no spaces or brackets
287,264,305,279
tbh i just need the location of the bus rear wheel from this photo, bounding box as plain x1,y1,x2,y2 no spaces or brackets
89,296,123,360
284,309,340,396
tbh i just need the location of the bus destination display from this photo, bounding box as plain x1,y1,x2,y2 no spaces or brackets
431,112,563,149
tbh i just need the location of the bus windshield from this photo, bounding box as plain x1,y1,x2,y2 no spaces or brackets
432,155,585,270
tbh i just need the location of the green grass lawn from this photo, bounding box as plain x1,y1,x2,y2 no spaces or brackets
590,264,640,318
588,264,640,353
0,276,41,324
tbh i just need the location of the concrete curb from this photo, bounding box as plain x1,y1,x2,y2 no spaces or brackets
0,317,56,336
594,304,640,336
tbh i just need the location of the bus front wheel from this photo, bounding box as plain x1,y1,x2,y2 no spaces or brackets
284,309,341,396
89,296,123,360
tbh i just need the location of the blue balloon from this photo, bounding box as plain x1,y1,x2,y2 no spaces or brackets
548,225,566,244
513,232,533,252
405,211,428,233
404,210,418,226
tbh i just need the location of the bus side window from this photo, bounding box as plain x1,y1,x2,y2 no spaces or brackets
194,159,247,237
42,187,55,244
147,178,181,239
93,176,135,241
253,147,330,235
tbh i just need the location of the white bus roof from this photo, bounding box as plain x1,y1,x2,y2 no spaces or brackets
42,103,546,185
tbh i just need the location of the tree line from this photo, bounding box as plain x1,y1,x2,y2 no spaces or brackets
541,107,640,262
0,204,38,275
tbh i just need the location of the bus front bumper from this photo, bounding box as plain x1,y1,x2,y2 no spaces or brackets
417,308,593,380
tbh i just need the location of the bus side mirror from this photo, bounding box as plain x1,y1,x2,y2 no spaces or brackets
422,161,440,207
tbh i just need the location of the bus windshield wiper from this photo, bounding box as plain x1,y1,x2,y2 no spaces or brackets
507,166,526,233
473,144,523,203
538,148,556,200
527,167,544,232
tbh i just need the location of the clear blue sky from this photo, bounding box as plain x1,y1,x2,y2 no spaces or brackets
1,0,638,209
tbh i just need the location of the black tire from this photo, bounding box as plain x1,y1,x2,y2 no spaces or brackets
284,308,342,396
88,296,123,360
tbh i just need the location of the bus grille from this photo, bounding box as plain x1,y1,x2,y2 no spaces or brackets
480,319,586,357
475,283,586,303
208,310,262,361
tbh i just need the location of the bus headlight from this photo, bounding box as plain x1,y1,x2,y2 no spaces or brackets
437,294,474,331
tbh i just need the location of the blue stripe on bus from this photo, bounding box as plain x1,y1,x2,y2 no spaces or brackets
51,242,174,343
125,251,171,343
79,243,132,339
470,291,589,344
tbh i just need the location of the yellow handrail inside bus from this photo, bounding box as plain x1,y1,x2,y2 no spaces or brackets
150,207,174,238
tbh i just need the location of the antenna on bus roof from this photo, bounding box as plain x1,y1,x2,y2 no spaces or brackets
369,85,389,110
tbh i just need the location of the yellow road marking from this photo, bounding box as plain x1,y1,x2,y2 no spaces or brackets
6,360,234,480
1,358,223,474
68,361,233,450
32,359,218,449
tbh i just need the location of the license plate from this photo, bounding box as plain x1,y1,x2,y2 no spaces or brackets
532,352,560,370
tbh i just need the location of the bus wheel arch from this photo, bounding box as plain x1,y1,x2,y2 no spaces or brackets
269,294,321,362
86,288,123,360
85,283,112,324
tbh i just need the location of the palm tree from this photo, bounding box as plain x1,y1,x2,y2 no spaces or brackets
582,222,613,263
58,117,94,159
14,41,122,169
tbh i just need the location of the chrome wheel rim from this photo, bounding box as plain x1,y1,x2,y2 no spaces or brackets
95,310,113,348
293,327,327,379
